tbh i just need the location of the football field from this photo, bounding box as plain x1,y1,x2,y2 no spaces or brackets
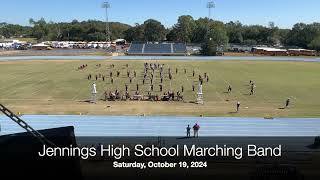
0,59,320,117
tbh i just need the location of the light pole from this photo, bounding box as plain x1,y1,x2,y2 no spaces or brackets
206,1,215,40
207,1,215,20
102,2,111,42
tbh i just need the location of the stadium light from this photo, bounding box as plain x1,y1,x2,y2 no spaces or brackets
207,1,215,20
205,1,215,40
102,1,111,42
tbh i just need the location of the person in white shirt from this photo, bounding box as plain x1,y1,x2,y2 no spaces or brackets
236,101,240,112
92,83,97,103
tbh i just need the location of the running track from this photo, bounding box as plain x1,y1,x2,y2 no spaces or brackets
1,115,320,136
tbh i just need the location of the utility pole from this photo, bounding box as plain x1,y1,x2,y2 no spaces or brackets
102,2,111,42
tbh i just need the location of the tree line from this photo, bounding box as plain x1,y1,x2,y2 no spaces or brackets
1,16,320,52
0,18,130,42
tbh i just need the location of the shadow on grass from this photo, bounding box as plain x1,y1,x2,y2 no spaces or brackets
78,100,97,104
228,111,238,114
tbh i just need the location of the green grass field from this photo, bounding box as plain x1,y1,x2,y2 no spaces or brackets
0,59,320,117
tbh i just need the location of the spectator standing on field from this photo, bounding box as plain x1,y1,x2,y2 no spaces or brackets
186,125,191,137
193,123,200,138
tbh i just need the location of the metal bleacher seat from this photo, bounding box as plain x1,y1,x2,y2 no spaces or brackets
128,43,143,54
173,43,187,53
144,44,172,54
127,42,186,55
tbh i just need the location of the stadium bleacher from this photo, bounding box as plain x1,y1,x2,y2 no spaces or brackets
144,44,171,54
127,42,186,56
128,43,144,54
173,43,187,53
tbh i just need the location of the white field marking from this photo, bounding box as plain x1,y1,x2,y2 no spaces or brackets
0,72,42,92
45,61,96,101
72,62,135,101
192,66,233,102
9,63,72,99
43,63,82,99
0,72,22,83
71,83,88,101
231,66,299,116
36,60,94,100
0,63,46,83
232,66,271,102
209,69,248,101
195,66,249,101
177,64,199,100
235,63,298,102
37,61,97,100
3,69,59,96
215,92,225,102
204,65,227,101
0,62,66,95
234,67,284,117
199,69,225,101
71,66,97,101
23,70,71,98
0,62,65,92
70,63,106,101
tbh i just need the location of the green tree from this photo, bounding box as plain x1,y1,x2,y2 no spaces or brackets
201,28,229,56
285,23,320,48
193,18,226,43
242,39,257,46
143,19,166,41
309,35,320,51
169,15,196,43
266,21,280,45
124,23,145,42
226,21,243,44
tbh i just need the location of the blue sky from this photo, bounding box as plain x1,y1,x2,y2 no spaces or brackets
0,0,319,28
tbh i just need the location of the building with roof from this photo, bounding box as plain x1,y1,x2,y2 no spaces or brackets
252,47,288,56
288,49,316,56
